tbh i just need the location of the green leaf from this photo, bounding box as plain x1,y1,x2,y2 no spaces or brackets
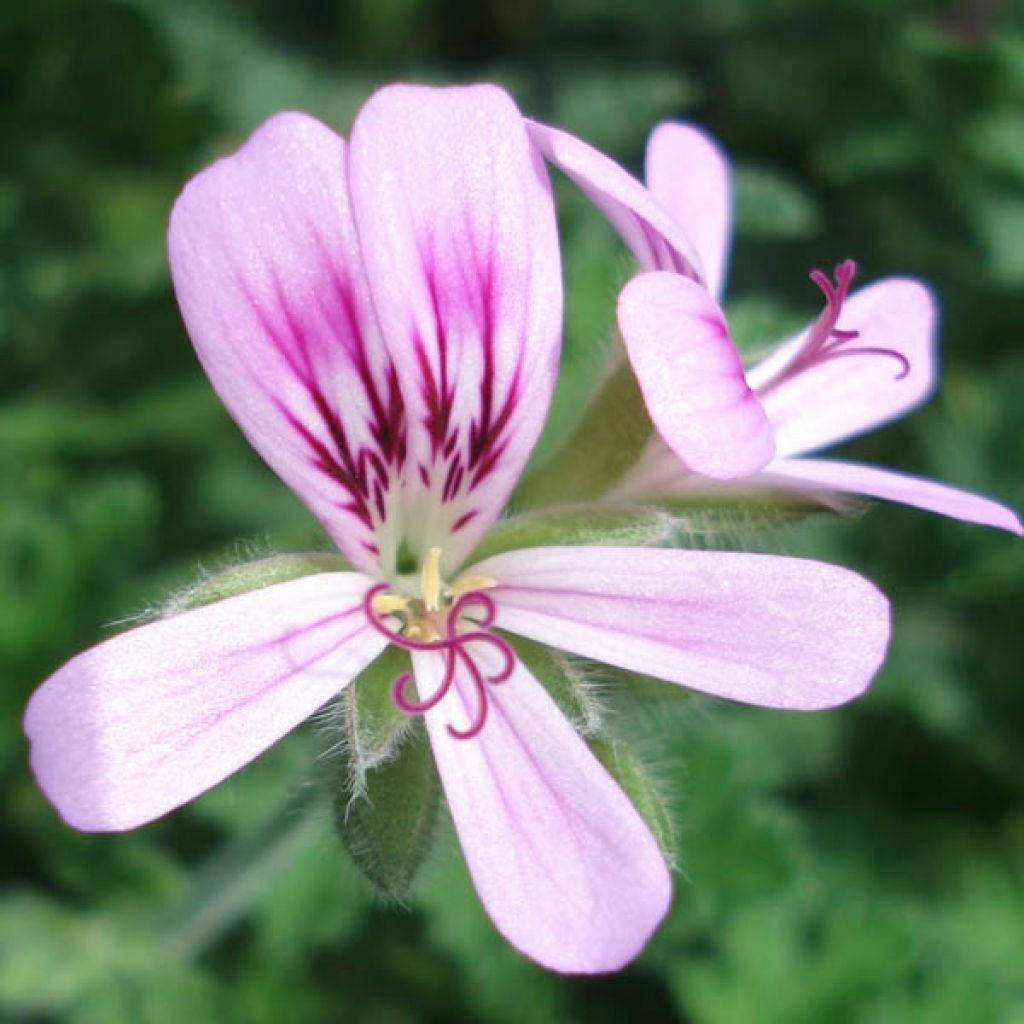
162,552,352,615
332,723,441,903
165,786,326,959
588,736,679,866
734,164,821,240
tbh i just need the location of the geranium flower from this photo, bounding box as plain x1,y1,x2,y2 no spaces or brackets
25,85,892,973
530,120,1022,533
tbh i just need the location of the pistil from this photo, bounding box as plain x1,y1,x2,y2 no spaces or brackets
363,553,512,739
756,260,910,397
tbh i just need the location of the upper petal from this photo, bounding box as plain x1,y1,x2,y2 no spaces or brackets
749,277,938,457
645,121,732,300
25,573,386,831
349,85,562,574
473,546,890,711
412,649,670,973
760,457,1023,535
617,272,774,479
528,119,705,280
168,113,404,574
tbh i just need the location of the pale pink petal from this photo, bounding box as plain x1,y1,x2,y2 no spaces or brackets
748,278,938,458
25,574,386,831
349,85,562,573
412,649,670,973
645,121,732,300
617,272,774,479
472,546,890,710
168,113,401,574
528,120,705,280
759,457,1023,535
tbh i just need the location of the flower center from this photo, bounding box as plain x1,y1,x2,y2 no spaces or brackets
755,259,910,397
363,547,514,739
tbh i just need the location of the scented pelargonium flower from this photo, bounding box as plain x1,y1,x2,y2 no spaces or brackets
25,85,892,974
531,119,1021,533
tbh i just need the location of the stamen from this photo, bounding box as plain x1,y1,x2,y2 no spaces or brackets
420,546,443,612
370,593,409,616
448,573,498,599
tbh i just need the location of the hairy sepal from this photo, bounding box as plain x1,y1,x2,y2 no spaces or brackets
163,553,353,615
653,489,844,538
331,722,440,903
333,645,416,796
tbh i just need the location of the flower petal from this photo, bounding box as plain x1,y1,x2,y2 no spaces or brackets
412,649,670,973
617,272,775,479
25,574,386,831
528,119,705,279
749,278,938,458
645,121,732,300
474,546,890,710
759,457,1023,535
169,113,402,574
349,85,562,573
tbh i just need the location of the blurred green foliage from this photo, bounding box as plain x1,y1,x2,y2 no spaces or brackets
2,0,1023,1020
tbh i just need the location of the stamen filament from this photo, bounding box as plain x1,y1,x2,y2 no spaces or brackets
448,573,498,599
370,593,410,616
420,546,443,612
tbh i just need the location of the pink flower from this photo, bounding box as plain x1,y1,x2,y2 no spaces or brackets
24,86,892,973
531,120,1022,534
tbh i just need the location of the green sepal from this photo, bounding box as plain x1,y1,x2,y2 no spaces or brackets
467,489,832,566
467,503,678,563
334,645,416,795
165,552,352,614
513,360,653,509
648,489,842,540
588,735,679,867
326,647,441,901
510,634,603,735
331,722,440,903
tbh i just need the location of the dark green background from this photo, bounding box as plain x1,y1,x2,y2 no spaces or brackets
2,1,1023,1020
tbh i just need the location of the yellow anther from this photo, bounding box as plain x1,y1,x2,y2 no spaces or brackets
406,620,440,642
371,592,409,616
448,574,498,599
420,546,443,612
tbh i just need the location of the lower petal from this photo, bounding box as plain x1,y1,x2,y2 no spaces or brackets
25,573,387,831
473,546,890,711
413,650,670,973
760,457,1023,535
